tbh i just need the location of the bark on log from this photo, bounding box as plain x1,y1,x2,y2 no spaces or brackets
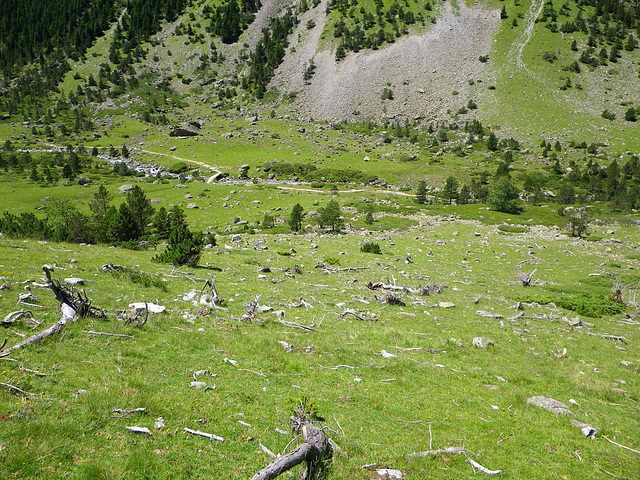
0,304,75,357
251,422,331,480
251,443,314,480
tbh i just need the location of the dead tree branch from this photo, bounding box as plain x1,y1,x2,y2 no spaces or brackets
367,281,444,296
243,294,263,322
0,381,37,396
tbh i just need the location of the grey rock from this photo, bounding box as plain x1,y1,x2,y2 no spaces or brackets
525,396,573,415
169,124,200,137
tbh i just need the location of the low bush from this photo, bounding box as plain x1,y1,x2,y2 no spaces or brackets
360,241,382,254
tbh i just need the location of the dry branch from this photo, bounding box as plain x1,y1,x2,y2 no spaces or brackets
467,457,502,475
0,304,76,357
601,436,640,455
409,446,473,458
243,294,263,322
184,427,224,442
2,310,35,327
0,381,37,396
338,309,377,321
367,280,444,296
584,332,628,343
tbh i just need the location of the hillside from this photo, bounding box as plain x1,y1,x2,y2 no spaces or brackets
1,1,640,479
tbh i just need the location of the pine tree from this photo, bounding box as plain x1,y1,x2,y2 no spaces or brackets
89,185,113,219
289,203,305,232
415,180,428,204
318,200,344,232
126,185,155,234
153,223,204,266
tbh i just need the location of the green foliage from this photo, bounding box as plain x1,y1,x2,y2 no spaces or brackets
153,223,204,267
565,206,590,238
360,241,381,254
317,200,344,232
289,203,305,232
488,176,523,214
415,180,428,205
104,266,167,291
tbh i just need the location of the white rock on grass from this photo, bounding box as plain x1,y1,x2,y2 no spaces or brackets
375,469,403,479
472,337,495,348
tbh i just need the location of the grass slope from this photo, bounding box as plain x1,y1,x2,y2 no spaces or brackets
1,213,639,479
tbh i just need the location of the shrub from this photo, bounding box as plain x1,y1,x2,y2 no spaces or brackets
153,224,204,266
360,241,381,254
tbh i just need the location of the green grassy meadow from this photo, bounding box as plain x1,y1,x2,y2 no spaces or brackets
1,206,639,479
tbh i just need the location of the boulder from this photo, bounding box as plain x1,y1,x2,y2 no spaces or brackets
169,124,200,137
119,184,135,194
525,396,573,415
472,337,495,348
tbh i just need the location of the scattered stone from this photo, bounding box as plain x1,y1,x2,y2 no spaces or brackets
128,302,166,314
77,177,92,186
187,203,198,209
619,360,635,367
154,417,165,429
278,340,293,353
118,184,135,194
231,234,242,243
375,469,403,479
190,381,207,389
525,396,573,415
0,283,11,291
438,301,455,308
64,277,85,285
254,242,268,251
380,350,397,358
472,337,495,348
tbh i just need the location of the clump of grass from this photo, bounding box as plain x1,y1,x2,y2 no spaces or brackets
360,241,382,254
104,266,167,291
498,225,528,234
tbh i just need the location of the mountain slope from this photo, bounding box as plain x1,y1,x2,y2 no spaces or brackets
271,0,500,124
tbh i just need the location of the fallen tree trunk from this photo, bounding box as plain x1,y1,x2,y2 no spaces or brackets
0,265,105,357
251,423,331,480
0,304,75,357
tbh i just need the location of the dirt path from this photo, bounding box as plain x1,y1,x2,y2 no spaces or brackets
135,148,222,174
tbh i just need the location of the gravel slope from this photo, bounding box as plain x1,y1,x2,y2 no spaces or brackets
270,1,501,124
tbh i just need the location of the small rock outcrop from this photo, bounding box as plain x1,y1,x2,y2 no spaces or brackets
169,124,200,137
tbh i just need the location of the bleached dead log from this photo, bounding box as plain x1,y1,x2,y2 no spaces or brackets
583,332,628,343
126,426,152,435
200,277,224,306
113,407,146,415
0,304,76,357
2,310,35,327
467,457,502,475
517,269,536,287
367,281,444,296
338,309,377,322
243,294,263,321
251,422,331,480
409,446,473,457
184,427,224,442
